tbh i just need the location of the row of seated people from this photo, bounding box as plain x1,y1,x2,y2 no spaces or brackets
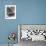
21,29,46,41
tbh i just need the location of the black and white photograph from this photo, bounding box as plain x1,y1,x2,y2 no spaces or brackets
18,24,46,46
5,5,16,19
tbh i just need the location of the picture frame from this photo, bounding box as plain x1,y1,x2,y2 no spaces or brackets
18,24,46,42
5,5,16,19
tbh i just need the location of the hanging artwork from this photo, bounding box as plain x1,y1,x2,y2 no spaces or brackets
5,5,16,19
18,24,46,41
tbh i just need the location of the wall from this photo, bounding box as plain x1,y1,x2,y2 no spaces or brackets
0,0,46,44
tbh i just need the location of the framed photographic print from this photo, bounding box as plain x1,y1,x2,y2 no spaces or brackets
5,5,16,19
18,24,46,42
